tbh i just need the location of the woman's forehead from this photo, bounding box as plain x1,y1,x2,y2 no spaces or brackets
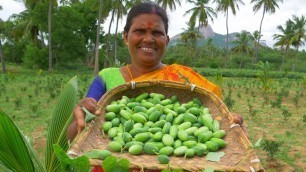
130,14,165,28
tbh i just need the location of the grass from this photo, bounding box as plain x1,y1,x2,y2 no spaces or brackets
1,64,305,171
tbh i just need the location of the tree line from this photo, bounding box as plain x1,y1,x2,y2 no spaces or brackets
0,0,305,74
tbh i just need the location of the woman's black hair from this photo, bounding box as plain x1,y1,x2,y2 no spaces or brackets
124,1,169,34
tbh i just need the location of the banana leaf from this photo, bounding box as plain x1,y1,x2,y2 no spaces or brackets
0,108,45,172
45,76,78,172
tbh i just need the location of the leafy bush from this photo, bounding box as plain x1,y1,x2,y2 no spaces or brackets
23,44,48,69
209,62,219,69
257,61,273,92
259,53,282,64
261,138,283,159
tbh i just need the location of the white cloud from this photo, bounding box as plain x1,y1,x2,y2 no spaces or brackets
0,0,25,20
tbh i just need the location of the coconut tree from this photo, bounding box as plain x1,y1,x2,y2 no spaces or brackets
273,19,294,71
251,0,283,63
290,15,306,72
231,31,253,68
155,0,182,11
11,0,48,47
214,0,245,68
180,22,202,59
250,30,260,64
184,0,217,32
11,10,40,45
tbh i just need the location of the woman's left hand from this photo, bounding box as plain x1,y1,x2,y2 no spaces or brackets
232,113,249,138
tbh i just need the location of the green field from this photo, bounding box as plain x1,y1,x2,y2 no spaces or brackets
0,65,305,171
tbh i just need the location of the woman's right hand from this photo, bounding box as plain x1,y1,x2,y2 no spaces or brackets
67,98,101,141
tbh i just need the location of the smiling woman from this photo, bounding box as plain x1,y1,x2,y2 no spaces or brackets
66,2,247,172
67,2,223,142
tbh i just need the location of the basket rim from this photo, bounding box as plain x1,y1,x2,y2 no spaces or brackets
69,80,263,172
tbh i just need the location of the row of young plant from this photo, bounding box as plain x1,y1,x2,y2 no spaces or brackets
0,72,91,130
218,71,305,170
195,62,305,79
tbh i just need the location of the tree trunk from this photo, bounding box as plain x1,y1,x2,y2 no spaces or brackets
255,7,265,64
40,30,45,48
280,47,287,71
292,47,299,72
113,11,120,64
0,40,6,73
239,53,244,69
55,45,59,66
225,9,229,68
89,49,95,66
48,0,52,72
94,0,103,75
252,43,256,64
105,9,115,68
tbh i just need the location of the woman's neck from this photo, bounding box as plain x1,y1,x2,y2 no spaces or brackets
129,62,165,79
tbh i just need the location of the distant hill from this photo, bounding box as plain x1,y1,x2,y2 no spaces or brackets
169,25,268,48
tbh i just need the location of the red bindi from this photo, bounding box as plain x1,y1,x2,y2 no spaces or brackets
147,21,153,27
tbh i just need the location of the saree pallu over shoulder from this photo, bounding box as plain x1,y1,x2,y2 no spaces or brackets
133,64,222,98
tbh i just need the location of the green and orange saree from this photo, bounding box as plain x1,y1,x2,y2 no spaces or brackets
99,64,221,98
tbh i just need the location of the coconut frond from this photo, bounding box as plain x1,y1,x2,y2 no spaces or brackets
0,109,45,172
45,76,78,172
0,160,13,172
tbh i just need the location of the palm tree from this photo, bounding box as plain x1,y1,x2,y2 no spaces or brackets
11,10,40,45
204,37,217,58
184,0,217,32
251,0,283,63
250,30,261,64
155,0,182,11
11,0,48,47
273,19,294,71
290,15,306,72
180,22,202,59
231,31,252,68
214,0,245,68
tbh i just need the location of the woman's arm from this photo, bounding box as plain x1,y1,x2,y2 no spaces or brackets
66,76,106,141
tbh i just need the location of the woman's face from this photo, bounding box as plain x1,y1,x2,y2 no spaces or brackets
124,14,169,66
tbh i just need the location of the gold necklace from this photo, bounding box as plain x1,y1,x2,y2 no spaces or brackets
126,64,134,80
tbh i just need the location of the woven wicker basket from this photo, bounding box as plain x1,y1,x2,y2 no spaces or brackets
68,80,264,172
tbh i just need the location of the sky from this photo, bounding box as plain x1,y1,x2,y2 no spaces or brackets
1,0,306,49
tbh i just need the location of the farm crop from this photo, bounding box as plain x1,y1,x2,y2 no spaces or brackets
100,92,226,164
